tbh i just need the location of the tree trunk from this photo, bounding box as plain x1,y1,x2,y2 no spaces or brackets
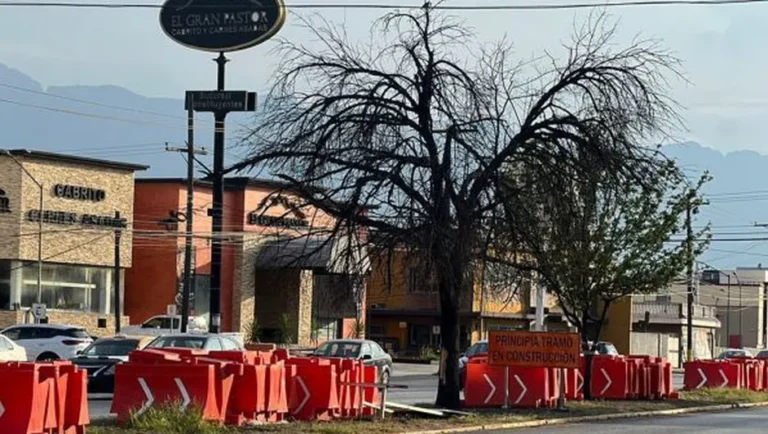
436,288,461,409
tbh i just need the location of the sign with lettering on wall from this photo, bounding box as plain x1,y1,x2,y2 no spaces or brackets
0,189,9,214
53,184,106,202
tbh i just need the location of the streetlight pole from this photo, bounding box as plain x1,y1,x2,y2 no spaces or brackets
726,273,731,344
1,150,43,318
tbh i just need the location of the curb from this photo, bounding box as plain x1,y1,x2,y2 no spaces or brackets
402,401,768,434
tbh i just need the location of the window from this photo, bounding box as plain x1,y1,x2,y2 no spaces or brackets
82,339,139,357
2,328,20,341
371,342,386,357
221,337,240,351
206,338,223,351
17,328,40,340
314,318,339,342
61,328,89,339
313,342,361,358
361,342,372,357
147,336,206,349
0,336,13,351
0,260,10,310
19,262,116,313
142,318,165,329
368,324,385,337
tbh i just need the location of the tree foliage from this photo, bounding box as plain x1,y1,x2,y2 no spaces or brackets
235,4,684,408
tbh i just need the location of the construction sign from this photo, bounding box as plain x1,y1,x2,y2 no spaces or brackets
488,331,581,369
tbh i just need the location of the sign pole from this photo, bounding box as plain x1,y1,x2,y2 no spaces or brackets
114,211,122,334
503,366,509,409
209,52,228,334
557,368,567,411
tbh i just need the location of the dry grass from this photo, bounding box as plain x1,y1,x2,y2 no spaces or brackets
88,389,768,434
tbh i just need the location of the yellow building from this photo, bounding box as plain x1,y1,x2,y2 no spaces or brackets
366,248,563,355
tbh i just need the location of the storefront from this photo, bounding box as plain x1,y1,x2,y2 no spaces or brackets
125,177,368,346
0,150,146,334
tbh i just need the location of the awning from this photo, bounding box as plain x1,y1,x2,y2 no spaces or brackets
253,233,370,275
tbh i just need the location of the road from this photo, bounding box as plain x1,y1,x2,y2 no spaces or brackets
88,365,685,419
476,407,768,433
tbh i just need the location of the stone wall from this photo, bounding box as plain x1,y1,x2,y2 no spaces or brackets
0,309,129,337
0,310,22,328
16,157,136,267
0,158,22,260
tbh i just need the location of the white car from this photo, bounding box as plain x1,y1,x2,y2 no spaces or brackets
121,315,208,337
0,324,93,361
0,334,27,361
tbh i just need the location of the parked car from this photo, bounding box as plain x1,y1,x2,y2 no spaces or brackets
313,339,393,384
717,348,753,359
121,315,208,337
0,334,27,361
458,340,488,389
756,350,768,359
72,335,154,393
145,333,244,351
0,324,92,361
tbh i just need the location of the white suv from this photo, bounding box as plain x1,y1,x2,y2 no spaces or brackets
121,315,208,337
0,324,93,361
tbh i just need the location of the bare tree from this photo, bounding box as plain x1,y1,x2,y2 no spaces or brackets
234,5,683,407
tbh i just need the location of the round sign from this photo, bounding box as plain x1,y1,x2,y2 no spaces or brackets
159,0,287,53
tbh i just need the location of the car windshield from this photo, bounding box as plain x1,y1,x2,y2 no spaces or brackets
148,336,207,349
757,351,768,358
597,343,618,355
466,342,488,357
82,339,139,357
314,342,361,358
720,350,747,358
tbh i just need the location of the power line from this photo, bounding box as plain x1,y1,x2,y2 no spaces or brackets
0,0,766,10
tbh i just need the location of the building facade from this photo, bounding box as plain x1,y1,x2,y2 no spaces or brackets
366,249,565,356
125,178,366,346
0,150,145,334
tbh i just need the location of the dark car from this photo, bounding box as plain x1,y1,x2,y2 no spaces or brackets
458,340,488,389
716,348,753,359
313,339,393,384
756,350,768,359
72,336,154,393
145,333,244,351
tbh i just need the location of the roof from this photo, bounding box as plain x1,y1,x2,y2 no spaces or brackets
5,324,81,329
136,177,316,192
253,234,370,274
2,149,149,171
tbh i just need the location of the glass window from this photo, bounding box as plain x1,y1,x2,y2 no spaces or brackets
17,328,39,340
0,336,12,351
361,342,372,357
61,328,89,339
314,318,339,342
82,339,139,357
147,336,206,349
206,338,223,351
142,318,165,329
466,342,488,357
371,342,386,357
19,262,115,314
0,260,10,310
314,341,361,358
221,337,240,351
2,328,20,341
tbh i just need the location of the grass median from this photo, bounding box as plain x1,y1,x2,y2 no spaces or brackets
88,389,768,434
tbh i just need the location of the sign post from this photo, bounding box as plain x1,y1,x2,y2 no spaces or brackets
488,331,580,410
31,303,46,322
160,0,286,333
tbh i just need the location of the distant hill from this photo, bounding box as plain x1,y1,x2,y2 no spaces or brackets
0,63,765,268
0,63,255,177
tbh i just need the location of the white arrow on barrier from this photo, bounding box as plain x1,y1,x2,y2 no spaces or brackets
600,368,612,396
513,375,527,405
697,368,708,389
575,370,584,394
293,376,311,414
137,378,154,416
483,374,497,404
175,378,191,410
0,401,5,419
718,369,729,388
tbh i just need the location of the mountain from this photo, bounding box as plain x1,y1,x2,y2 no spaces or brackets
0,64,765,268
0,63,254,177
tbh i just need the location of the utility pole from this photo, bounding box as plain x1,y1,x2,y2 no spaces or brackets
685,191,695,362
166,109,208,332
114,211,122,334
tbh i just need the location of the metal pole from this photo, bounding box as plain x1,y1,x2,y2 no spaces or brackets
503,366,510,409
209,52,228,333
727,274,731,345
114,211,122,333
535,282,545,332
685,195,694,362
36,183,43,321
739,282,743,346
181,97,195,333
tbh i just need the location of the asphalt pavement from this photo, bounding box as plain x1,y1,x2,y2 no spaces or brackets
475,407,768,433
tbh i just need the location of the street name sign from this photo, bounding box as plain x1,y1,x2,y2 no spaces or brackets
185,91,256,113
488,331,581,369
159,0,287,52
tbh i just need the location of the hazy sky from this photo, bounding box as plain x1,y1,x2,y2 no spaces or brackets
1,0,768,153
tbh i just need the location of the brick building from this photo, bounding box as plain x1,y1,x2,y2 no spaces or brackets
0,150,146,335
125,178,367,346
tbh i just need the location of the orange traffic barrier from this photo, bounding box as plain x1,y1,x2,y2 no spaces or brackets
226,364,267,425
0,362,58,434
684,360,742,390
265,363,289,422
463,360,505,408
112,363,220,422
61,364,89,434
128,349,183,364
590,355,630,400
285,363,339,421
361,365,380,417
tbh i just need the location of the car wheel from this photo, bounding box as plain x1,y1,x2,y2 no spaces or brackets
37,352,59,362
380,369,390,386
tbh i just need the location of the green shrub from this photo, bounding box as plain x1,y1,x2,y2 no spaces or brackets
277,313,294,345
245,317,262,343
420,346,438,361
